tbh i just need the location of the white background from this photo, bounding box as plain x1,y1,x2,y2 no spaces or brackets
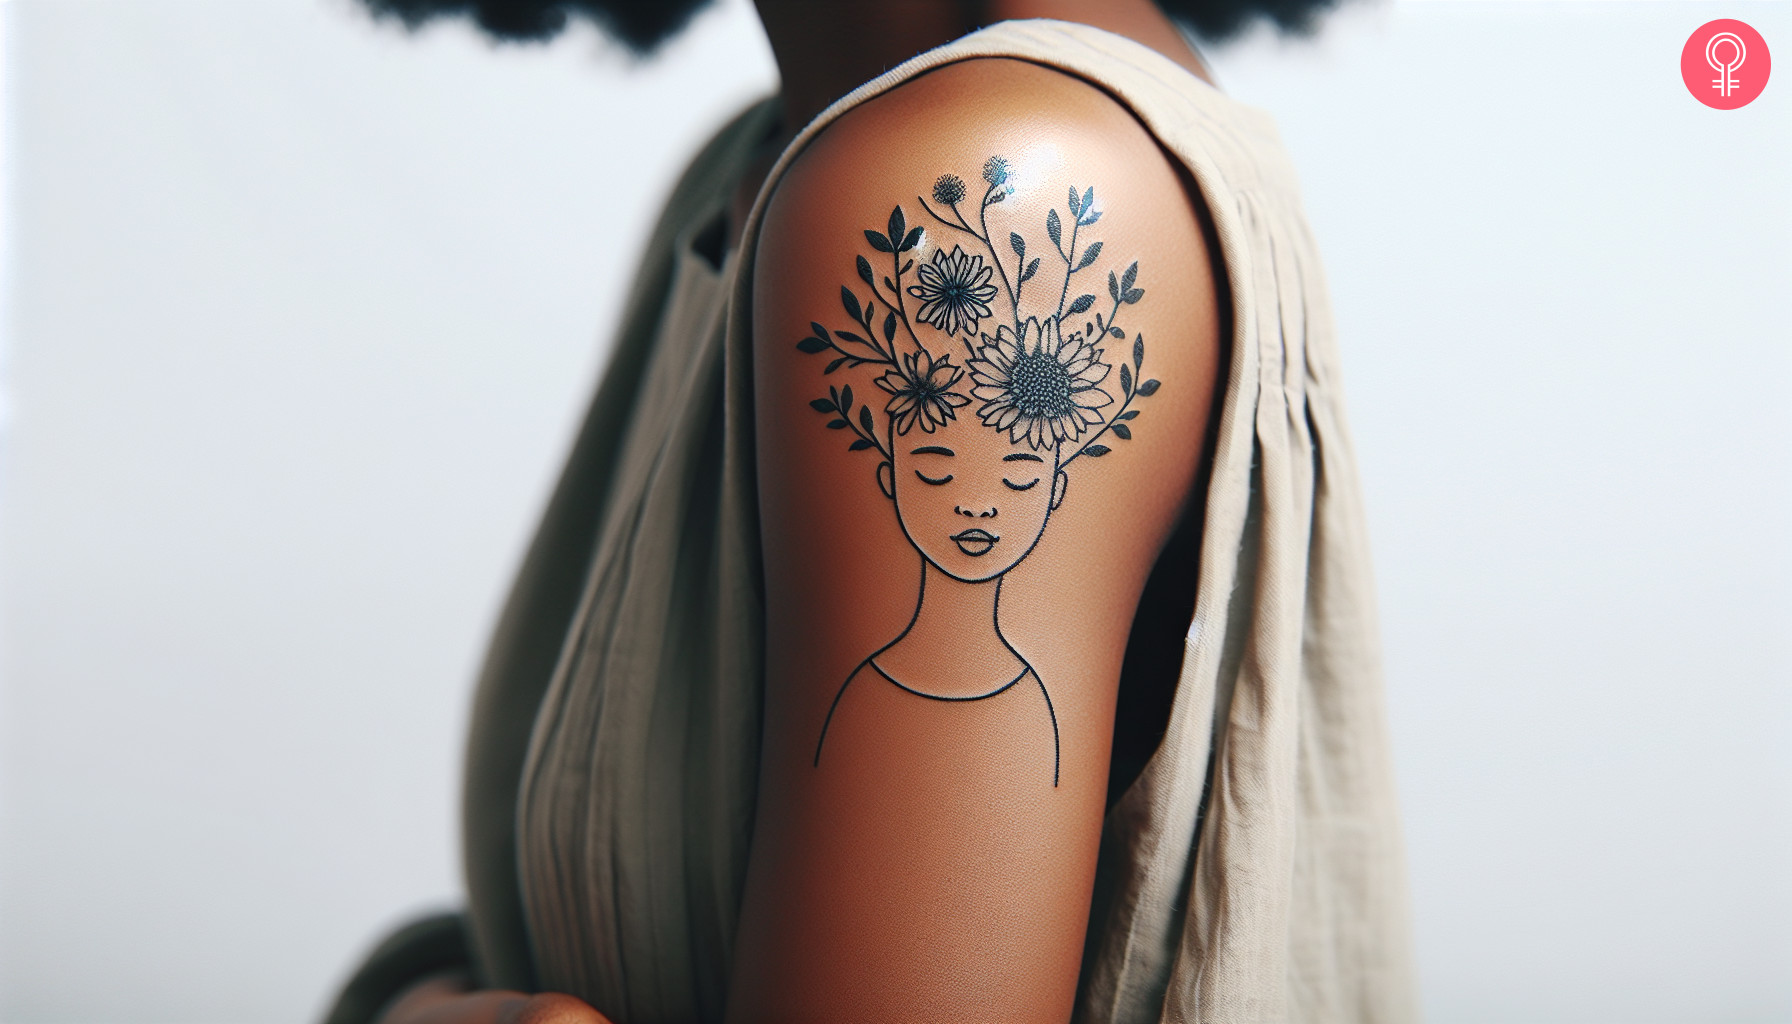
1,1,1787,1021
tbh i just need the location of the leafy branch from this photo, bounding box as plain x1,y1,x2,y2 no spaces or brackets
1061,331,1161,467
795,205,926,374
864,205,928,355
1063,260,1146,374
1050,185,1103,321
1008,231,1042,307
795,206,939,460
1102,259,1146,341
809,383,889,458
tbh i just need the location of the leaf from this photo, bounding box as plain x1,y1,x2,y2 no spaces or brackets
1137,378,1161,396
856,255,875,288
900,259,913,275
1081,209,1102,227
1123,287,1145,304
1109,327,1124,338
1112,423,1133,441
836,330,868,345
901,226,924,252
859,405,875,434
1118,410,1139,420
825,357,847,374
887,206,906,247
883,310,897,343
1108,270,1120,302
1121,260,1138,293
811,322,831,340
827,418,849,429
883,276,896,292
865,229,893,253
1046,209,1062,249
840,384,854,412
1084,444,1112,458
1120,363,1133,395
796,337,829,354
1067,293,1096,315
849,438,875,451
1010,232,1026,259
1133,336,1144,369
1020,257,1040,283
840,286,863,325
810,398,836,413
1080,187,1095,222
1067,186,1082,217
1074,240,1103,272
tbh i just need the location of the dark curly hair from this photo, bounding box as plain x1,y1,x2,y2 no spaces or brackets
358,0,1340,54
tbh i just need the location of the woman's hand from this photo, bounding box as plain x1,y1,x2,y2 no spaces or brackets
377,973,613,1024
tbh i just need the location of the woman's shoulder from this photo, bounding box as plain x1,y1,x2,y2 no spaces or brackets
752,52,1223,458
766,56,1197,236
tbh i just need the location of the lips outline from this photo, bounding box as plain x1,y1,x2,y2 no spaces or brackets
949,528,1000,557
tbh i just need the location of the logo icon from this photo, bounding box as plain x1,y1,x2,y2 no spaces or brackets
1682,20,1770,109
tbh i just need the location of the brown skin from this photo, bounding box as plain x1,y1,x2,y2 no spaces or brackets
736,56,1218,1021
380,2,1218,1022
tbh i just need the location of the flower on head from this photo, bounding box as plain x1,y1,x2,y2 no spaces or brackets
907,245,999,338
932,174,967,206
968,317,1112,451
982,156,1010,188
876,349,971,435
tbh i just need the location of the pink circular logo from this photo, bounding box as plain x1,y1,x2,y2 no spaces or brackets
1682,19,1770,109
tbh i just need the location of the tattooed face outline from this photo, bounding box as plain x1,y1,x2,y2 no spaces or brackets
881,412,1067,583
800,155,1162,790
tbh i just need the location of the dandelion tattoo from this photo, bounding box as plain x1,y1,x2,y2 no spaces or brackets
798,155,1159,787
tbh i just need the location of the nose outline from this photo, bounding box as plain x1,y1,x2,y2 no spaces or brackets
954,504,997,519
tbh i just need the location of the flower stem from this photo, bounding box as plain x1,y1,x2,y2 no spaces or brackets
1054,216,1081,320
973,189,1020,330
876,254,928,357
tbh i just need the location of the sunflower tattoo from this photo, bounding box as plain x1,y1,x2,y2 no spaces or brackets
969,317,1112,450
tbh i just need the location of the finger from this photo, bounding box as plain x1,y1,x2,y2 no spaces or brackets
501,992,613,1024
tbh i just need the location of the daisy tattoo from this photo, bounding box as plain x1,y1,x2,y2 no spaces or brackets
908,246,999,337
794,155,1158,787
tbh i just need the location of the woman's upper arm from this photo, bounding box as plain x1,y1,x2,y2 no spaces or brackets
729,58,1221,1022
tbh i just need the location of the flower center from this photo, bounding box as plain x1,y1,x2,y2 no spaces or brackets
1008,349,1074,417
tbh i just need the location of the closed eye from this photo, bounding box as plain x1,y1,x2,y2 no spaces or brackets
1003,477,1039,491
916,470,954,486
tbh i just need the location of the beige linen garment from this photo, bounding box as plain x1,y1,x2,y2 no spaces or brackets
504,18,1415,1024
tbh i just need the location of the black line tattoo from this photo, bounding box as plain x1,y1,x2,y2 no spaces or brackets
796,155,1160,787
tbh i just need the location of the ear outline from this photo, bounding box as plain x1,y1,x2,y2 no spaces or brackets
877,461,895,499
1050,469,1069,510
